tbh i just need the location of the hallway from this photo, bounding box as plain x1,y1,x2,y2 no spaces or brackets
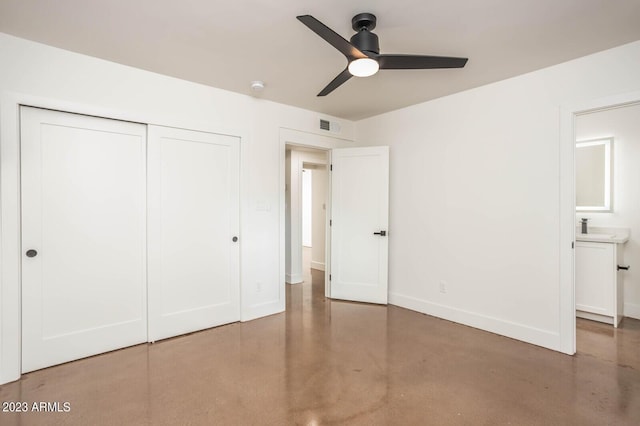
0,268,638,425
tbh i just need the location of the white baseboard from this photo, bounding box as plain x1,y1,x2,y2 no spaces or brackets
576,310,614,325
310,261,325,271
242,302,284,322
286,273,303,284
389,292,561,352
624,302,640,320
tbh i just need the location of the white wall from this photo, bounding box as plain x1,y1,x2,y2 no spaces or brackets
355,41,640,352
575,103,640,320
0,32,354,383
311,167,328,271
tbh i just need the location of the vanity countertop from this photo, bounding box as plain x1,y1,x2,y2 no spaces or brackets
576,226,630,244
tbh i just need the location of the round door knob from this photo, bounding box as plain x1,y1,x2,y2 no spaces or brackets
232,236,238,242
26,249,38,258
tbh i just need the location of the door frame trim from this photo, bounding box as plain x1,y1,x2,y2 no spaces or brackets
559,89,640,355
0,91,247,384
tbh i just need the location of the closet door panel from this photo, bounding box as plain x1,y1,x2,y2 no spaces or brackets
21,106,147,373
148,126,240,341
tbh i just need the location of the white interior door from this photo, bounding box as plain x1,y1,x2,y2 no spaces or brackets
21,106,147,373
330,146,389,304
147,126,240,342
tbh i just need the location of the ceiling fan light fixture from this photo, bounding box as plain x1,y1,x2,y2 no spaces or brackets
296,14,468,96
348,58,379,77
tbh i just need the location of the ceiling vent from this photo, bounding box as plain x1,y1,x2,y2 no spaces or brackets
319,119,341,134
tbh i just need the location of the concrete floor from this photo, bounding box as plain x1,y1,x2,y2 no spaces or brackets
0,259,639,425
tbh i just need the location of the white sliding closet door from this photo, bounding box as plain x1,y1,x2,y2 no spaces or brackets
148,126,240,341
21,106,147,373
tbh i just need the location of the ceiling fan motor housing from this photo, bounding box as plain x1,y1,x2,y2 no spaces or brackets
350,30,380,55
350,13,380,54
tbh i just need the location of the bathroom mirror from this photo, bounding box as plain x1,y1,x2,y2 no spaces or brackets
576,137,612,212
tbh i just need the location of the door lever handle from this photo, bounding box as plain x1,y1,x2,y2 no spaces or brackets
373,230,387,236
617,265,630,271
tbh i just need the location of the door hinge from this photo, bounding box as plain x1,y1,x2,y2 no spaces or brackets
329,274,331,281
330,164,333,171
572,242,574,249
330,219,332,226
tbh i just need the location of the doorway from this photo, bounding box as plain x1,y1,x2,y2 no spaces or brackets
573,102,640,352
285,144,329,294
304,163,330,276
560,90,640,355
279,129,390,310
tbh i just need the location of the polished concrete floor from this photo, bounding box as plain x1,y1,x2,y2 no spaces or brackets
1,257,639,425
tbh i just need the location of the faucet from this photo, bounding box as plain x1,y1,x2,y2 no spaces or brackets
580,218,589,234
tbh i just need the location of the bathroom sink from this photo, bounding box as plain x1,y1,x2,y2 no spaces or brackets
578,233,616,239
576,233,626,243
575,227,630,244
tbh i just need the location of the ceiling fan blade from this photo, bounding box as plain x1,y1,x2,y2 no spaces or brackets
378,54,468,69
297,15,368,60
317,68,352,96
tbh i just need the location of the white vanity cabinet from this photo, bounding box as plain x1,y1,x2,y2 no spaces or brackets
575,237,626,327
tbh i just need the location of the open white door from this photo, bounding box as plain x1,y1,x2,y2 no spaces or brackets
147,126,240,342
330,146,389,304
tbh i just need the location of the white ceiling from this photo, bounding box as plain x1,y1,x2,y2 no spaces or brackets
1,0,639,120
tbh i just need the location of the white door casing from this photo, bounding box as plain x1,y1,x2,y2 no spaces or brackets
330,146,389,304
20,107,148,373
147,126,240,342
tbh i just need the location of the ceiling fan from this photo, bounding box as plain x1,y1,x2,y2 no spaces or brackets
297,13,468,96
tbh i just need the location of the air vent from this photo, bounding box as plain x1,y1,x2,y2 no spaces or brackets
319,118,342,133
